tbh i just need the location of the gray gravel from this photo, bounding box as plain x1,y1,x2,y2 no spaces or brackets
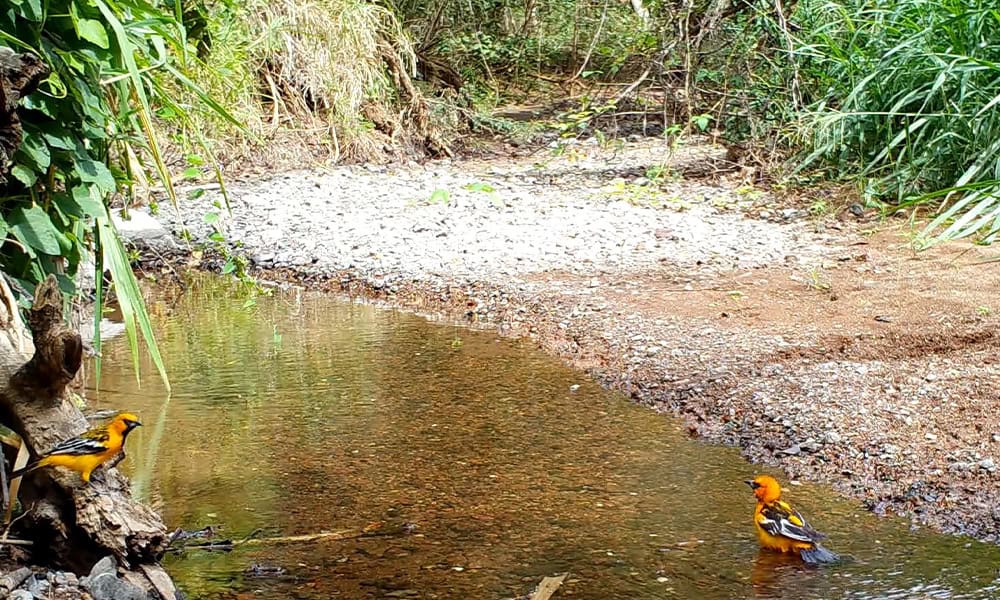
141,140,837,285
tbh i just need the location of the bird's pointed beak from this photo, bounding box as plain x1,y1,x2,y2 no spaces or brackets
745,479,757,489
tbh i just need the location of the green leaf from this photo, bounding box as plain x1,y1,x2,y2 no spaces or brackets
97,215,170,392
17,135,49,170
10,165,37,187
21,0,43,21
203,211,219,224
182,167,200,180
76,18,110,49
68,185,106,217
464,182,496,193
428,189,450,204
41,125,78,150
9,205,66,256
221,259,235,275
76,159,116,194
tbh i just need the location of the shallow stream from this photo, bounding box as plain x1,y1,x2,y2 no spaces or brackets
91,276,1000,599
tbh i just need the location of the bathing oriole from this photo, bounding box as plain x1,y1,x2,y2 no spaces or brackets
10,412,142,483
746,475,839,565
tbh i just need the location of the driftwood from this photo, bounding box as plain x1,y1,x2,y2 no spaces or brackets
530,574,567,600
0,47,49,183
0,275,168,573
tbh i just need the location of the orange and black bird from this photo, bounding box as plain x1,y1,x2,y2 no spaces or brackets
10,412,142,484
746,475,839,565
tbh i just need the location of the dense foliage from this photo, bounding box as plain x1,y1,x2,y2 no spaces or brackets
0,0,238,386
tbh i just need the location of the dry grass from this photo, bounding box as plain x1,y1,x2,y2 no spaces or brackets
162,0,421,168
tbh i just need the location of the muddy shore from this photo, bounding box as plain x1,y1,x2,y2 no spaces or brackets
131,137,1000,542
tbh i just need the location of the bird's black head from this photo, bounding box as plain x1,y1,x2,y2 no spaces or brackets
745,479,761,490
117,412,142,435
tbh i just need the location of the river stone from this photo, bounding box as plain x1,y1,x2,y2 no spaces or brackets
112,209,177,253
9,590,33,600
87,572,148,600
89,556,117,580
25,575,48,597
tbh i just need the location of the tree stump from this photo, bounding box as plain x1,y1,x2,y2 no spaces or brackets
0,275,169,576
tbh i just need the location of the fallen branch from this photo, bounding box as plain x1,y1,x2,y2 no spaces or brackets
531,574,568,600
177,522,417,552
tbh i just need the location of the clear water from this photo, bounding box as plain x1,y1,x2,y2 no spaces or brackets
90,276,1000,599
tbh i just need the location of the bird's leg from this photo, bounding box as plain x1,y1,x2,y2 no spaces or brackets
105,450,126,471
90,451,126,490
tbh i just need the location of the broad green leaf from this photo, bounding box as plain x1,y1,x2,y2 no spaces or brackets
10,165,36,187
76,18,110,49
8,205,66,256
17,135,49,170
41,125,77,150
203,211,219,224
21,0,43,21
66,185,106,217
76,158,116,194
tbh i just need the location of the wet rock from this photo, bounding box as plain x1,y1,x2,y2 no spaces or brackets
9,590,33,600
53,571,78,588
780,444,801,456
979,459,997,473
113,209,177,253
89,556,117,580
25,575,48,597
87,573,148,600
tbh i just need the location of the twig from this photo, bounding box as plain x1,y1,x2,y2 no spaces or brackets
568,0,609,82
180,524,415,552
613,66,652,107
3,441,30,526
0,505,34,554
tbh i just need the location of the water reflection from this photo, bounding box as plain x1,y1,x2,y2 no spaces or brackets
91,276,1000,599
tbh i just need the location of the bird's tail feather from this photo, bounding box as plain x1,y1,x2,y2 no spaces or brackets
9,461,41,480
800,544,840,565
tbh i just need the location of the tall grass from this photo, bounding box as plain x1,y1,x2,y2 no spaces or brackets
796,0,1000,246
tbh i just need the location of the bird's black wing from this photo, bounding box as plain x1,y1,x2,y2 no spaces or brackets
46,428,109,456
759,500,826,543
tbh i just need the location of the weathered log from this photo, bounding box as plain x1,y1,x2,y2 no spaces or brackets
0,275,168,574
0,47,49,182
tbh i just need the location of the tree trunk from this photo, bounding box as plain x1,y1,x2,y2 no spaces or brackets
0,275,171,581
0,47,49,184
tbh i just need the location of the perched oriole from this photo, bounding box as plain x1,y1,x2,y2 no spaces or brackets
11,412,141,483
746,475,839,565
